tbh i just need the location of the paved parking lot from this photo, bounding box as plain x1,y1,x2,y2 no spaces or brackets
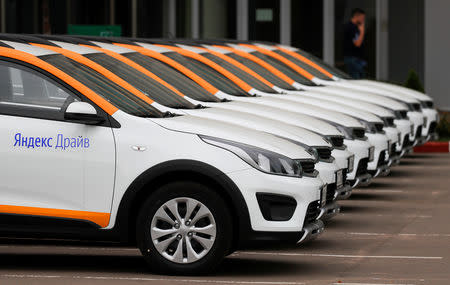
0,153,448,285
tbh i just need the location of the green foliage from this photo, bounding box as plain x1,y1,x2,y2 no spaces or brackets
436,113,450,141
404,69,424,92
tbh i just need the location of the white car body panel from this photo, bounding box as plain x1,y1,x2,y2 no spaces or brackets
349,79,432,101
0,114,115,213
109,111,323,232
1,42,329,241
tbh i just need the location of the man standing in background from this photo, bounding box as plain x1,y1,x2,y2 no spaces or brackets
344,8,366,79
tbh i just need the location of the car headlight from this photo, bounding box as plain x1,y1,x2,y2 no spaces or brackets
273,136,320,162
359,120,378,134
336,125,354,140
200,135,303,177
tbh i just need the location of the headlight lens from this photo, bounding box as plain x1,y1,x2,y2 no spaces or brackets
274,136,320,162
200,135,303,177
359,120,378,134
336,125,354,140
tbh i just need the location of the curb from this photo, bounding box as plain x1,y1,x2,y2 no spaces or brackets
414,141,450,153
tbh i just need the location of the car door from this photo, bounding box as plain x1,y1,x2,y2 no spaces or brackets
0,60,115,228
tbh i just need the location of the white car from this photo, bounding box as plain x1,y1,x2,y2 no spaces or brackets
217,42,426,147
24,37,349,219
269,43,438,141
0,40,326,274
103,39,373,187
197,43,409,158
258,94,397,173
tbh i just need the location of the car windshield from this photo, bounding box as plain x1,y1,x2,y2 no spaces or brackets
40,54,164,118
164,52,249,96
201,53,277,93
249,51,315,86
84,53,196,109
273,50,331,81
123,52,221,103
294,49,352,79
226,53,296,90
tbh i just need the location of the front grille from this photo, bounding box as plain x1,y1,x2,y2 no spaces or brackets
403,135,412,148
415,126,423,139
317,147,332,160
375,123,384,133
429,122,437,134
304,200,320,224
353,128,366,139
326,183,337,204
390,143,397,155
330,136,344,148
299,160,315,175
356,158,369,176
378,150,388,167
396,110,408,119
384,117,395,127
342,169,348,184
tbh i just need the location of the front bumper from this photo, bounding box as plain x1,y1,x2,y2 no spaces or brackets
350,173,373,187
318,201,341,221
389,154,401,166
344,139,371,180
227,168,324,233
297,219,325,244
369,164,391,178
366,133,390,171
421,108,438,137
336,182,352,200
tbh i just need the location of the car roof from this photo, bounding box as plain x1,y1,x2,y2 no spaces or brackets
0,34,58,56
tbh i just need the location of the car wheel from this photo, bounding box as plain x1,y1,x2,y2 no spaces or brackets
136,181,232,275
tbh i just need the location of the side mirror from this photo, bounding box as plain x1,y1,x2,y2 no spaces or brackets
64,102,105,125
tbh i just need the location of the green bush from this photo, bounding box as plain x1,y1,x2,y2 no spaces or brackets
436,113,450,141
404,69,424,92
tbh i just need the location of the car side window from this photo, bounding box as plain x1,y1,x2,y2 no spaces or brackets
0,60,80,121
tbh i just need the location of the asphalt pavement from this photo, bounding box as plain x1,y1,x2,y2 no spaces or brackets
0,153,448,285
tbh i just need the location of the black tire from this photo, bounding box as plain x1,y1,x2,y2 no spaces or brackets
136,181,233,275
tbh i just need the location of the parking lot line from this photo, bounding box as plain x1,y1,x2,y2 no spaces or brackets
347,232,450,237
360,190,404,193
0,275,306,285
238,252,443,260
331,283,416,285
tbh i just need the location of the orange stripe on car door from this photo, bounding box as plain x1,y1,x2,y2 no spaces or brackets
30,43,155,106
0,46,118,115
81,45,187,98
214,45,296,85
113,43,220,95
276,46,334,79
197,47,275,88
0,205,110,228
156,45,254,93
240,44,316,81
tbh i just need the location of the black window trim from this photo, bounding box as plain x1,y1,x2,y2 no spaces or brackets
0,56,120,128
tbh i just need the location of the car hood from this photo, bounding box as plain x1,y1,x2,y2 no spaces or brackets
306,85,412,110
289,91,395,118
325,81,420,104
150,114,314,159
213,100,344,136
354,79,432,101
275,94,384,123
244,96,364,128
183,107,332,147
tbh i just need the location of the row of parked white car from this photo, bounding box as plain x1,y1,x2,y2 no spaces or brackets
0,34,438,275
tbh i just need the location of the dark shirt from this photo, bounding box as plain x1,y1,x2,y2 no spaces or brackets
344,21,363,58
